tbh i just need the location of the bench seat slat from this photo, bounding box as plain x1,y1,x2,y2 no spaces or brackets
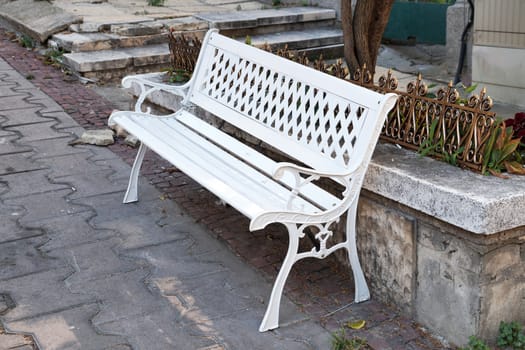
112,112,322,219
176,111,341,211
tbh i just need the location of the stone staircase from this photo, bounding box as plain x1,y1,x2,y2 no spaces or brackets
50,7,343,82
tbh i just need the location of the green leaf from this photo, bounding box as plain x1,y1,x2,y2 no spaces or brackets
464,83,478,94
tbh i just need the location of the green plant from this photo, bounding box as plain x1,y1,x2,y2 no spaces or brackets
166,68,191,83
460,335,490,350
417,116,466,166
272,0,281,6
497,321,525,349
418,117,441,158
25,74,34,80
44,48,65,67
456,83,478,105
19,34,34,49
331,328,368,350
245,35,252,45
481,119,525,177
148,0,165,6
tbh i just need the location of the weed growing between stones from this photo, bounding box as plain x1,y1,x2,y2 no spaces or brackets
331,328,369,350
460,321,525,350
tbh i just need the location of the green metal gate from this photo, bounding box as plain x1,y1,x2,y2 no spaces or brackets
383,0,456,45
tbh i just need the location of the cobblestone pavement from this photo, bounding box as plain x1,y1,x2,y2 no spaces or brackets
0,29,453,350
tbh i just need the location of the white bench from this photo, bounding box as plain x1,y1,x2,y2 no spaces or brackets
109,29,397,332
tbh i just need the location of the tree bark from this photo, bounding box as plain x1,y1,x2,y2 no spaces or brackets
341,0,394,76
341,0,359,74
368,0,395,70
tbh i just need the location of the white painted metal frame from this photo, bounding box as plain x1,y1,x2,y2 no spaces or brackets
109,29,397,333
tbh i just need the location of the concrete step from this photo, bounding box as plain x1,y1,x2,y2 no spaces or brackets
51,16,209,52
196,7,336,30
62,44,171,82
51,7,336,53
249,27,343,51
62,26,344,82
59,7,343,83
196,7,336,37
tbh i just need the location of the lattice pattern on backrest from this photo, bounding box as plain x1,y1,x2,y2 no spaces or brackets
195,45,370,168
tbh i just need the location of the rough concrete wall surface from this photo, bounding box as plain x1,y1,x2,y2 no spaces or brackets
357,196,415,314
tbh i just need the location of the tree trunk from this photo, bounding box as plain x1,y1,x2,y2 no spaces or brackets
341,0,394,76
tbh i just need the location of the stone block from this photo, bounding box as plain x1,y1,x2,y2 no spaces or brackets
159,16,209,32
480,277,525,341
112,23,163,37
357,197,415,312
63,50,133,73
416,225,481,345
482,244,521,281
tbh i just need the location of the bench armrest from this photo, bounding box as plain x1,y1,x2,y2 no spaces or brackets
272,162,360,181
248,162,364,231
249,196,358,231
122,73,192,113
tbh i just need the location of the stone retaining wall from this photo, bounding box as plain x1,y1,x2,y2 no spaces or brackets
129,73,525,346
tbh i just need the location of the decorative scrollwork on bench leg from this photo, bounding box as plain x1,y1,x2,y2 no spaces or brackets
123,143,148,203
258,210,370,332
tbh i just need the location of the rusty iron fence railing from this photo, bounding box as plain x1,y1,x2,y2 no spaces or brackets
168,31,202,74
168,34,497,172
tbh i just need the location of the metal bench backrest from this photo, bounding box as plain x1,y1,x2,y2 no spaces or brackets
185,30,396,175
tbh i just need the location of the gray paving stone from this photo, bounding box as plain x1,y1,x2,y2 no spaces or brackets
98,307,221,350
0,107,49,127
1,267,94,322
0,134,32,155
0,95,37,111
83,144,123,162
0,236,65,281
51,237,141,284
24,91,64,113
0,203,40,243
1,169,70,199
0,70,35,89
42,111,82,129
93,212,190,251
7,121,64,143
26,136,87,159
37,152,112,178
0,152,46,176
185,309,330,350
32,212,115,252
6,303,130,350
5,189,89,224
54,169,128,200
73,269,166,325
0,83,25,97
0,58,12,71
74,190,168,223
